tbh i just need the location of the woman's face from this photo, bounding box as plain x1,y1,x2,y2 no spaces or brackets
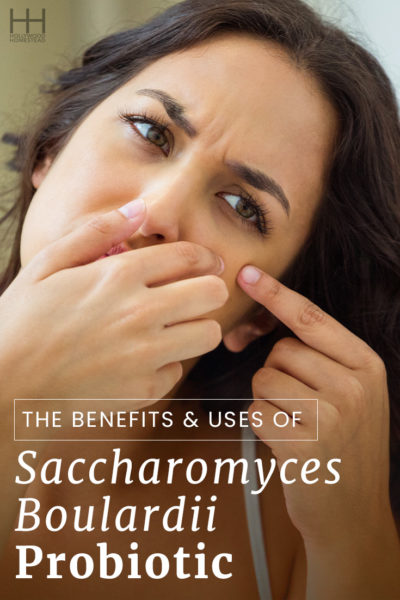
21,34,337,337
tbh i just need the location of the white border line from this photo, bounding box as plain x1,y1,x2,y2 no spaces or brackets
13,398,319,442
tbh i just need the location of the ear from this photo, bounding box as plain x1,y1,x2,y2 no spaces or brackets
223,307,279,353
31,156,52,189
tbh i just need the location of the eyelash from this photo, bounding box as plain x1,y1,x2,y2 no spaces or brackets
119,110,272,237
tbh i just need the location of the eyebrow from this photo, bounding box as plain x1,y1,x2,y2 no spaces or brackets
136,88,291,217
137,88,197,137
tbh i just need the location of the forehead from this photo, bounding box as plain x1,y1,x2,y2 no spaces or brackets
115,34,335,133
101,34,338,222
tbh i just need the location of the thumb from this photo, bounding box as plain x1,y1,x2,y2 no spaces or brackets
30,198,146,280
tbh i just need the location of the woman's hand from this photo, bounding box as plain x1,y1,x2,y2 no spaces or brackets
0,199,228,403
237,266,396,544
238,265,400,597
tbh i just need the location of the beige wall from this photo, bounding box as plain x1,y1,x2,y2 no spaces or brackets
2,1,397,204
0,0,178,196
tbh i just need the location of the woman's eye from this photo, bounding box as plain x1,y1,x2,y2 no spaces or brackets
121,113,271,237
135,121,168,147
219,192,270,237
123,115,171,155
223,193,258,222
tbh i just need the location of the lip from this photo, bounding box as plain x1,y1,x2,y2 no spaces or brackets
106,243,129,256
98,242,131,260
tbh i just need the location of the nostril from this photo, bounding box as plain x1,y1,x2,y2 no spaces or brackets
155,233,164,240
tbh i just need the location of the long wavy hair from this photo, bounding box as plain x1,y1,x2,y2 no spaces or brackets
1,0,399,515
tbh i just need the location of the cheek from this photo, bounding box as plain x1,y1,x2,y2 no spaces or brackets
209,284,256,335
19,183,68,266
19,136,148,265
55,136,141,214
207,235,302,332
204,259,258,333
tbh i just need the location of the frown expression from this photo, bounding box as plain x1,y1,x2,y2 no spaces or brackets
21,33,337,335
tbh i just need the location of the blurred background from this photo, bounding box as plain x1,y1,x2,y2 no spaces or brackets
0,0,399,195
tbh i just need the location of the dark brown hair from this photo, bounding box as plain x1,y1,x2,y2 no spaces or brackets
1,0,400,515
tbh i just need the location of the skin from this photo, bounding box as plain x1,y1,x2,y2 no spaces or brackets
21,34,337,340
2,33,398,597
240,268,400,598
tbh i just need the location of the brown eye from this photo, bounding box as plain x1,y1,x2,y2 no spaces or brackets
128,118,170,154
146,126,167,147
236,197,256,219
218,191,271,236
224,194,257,221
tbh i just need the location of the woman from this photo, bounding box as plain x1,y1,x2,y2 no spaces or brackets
0,0,399,598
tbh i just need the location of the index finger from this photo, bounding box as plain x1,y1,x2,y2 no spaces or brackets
238,265,373,370
119,241,224,287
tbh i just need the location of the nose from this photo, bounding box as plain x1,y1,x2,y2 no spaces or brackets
138,194,179,242
135,166,200,244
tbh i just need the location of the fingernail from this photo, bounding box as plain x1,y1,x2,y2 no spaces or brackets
241,265,262,285
118,198,145,219
217,257,225,275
